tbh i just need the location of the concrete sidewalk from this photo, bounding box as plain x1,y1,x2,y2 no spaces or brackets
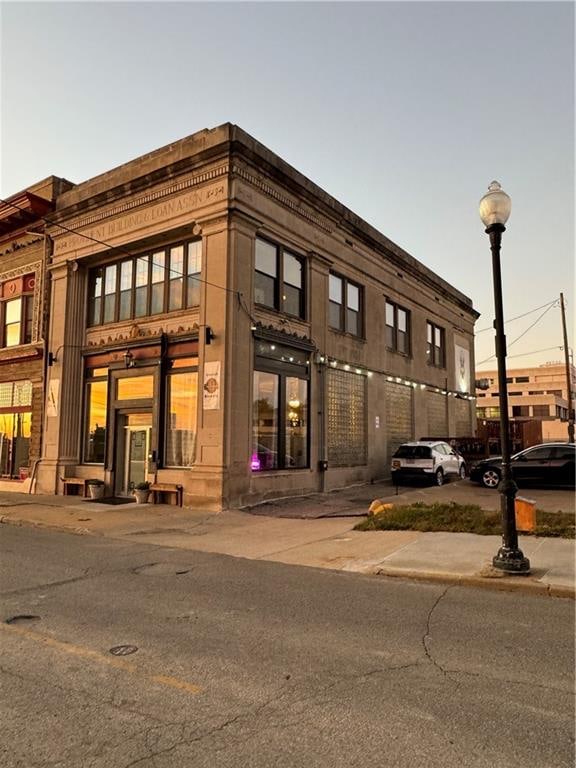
0,488,574,598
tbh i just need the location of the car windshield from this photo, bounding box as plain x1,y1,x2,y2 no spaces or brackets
394,445,431,459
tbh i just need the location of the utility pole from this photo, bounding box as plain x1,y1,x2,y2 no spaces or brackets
560,293,574,443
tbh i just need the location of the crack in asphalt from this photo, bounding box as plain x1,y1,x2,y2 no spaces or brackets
0,552,204,598
0,570,95,597
441,666,574,695
422,585,453,676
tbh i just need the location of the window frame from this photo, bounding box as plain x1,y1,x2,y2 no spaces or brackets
385,299,411,356
0,294,34,348
87,239,202,327
254,237,306,320
426,321,446,368
328,271,363,338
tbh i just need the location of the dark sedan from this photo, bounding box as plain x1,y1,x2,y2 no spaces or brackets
470,442,575,489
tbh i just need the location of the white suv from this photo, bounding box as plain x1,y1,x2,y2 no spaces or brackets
391,441,466,486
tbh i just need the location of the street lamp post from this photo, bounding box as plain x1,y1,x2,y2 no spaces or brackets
479,181,530,574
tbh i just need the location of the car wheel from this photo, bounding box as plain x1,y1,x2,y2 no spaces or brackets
434,469,444,486
459,464,466,480
481,468,501,489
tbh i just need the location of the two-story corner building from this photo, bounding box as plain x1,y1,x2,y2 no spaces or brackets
476,362,576,442
34,124,478,509
0,177,72,490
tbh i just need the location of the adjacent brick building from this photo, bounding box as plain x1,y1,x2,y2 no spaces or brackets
0,177,72,489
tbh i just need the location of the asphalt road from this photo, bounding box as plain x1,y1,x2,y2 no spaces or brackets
1,526,574,768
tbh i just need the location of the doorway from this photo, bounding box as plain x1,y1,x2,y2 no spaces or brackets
115,412,152,496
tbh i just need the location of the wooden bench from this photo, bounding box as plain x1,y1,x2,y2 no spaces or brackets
150,483,183,507
61,477,89,497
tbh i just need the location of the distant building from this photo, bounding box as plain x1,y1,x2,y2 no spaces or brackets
22,124,478,508
476,362,575,442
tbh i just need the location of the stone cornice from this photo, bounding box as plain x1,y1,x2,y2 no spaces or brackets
233,165,334,235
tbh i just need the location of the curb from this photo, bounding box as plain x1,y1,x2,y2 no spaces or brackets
3,513,574,600
0,515,98,537
374,567,575,599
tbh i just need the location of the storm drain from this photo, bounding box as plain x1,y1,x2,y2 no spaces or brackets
5,615,40,625
109,645,139,656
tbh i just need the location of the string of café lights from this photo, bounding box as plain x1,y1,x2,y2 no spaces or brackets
9,198,557,400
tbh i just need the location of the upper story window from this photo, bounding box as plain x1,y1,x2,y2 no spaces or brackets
329,273,362,337
0,274,35,348
426,321,445,367
88,240,202,327
385,300,410,355
254,238,305,319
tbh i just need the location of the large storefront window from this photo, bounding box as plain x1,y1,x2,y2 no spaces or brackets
0,412,31,477
0,380,33,477
165,359,198,467
252,372,279,470
252,338,310,471
84,370,108,463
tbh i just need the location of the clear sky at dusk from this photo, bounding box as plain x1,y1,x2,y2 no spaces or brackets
2,1,573,371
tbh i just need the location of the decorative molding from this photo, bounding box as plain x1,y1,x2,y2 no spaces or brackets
252,322,315,351
52,165,229,235
87,323,199,347
0,235,44,258
0,261,43,344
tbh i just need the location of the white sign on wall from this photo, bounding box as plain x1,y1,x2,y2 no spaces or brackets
203,362,221,410
454,345,470,393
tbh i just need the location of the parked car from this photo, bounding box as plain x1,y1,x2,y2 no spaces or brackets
469,442,575,489
391,441,466,486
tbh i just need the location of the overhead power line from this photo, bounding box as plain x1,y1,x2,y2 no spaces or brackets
475,299,558,333
476,302,559,365
0,196,238,295
0,193,264,330
477,346,563,369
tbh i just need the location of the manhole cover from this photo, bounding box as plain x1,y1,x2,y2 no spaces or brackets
109,645,138,656
6,615,40,625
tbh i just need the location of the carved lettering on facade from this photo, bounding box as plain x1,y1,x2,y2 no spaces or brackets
53,183,226,256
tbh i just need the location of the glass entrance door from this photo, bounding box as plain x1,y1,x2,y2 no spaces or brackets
116,412,152,495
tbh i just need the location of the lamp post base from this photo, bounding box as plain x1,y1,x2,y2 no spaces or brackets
492,546,531,574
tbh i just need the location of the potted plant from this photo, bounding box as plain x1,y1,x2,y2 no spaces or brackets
133,481,151,504
86,478,105,500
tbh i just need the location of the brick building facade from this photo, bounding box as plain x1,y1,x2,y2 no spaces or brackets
0,177,72,490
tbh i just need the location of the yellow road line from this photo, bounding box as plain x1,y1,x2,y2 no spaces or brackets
1,622,202,696
150,674,202,694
